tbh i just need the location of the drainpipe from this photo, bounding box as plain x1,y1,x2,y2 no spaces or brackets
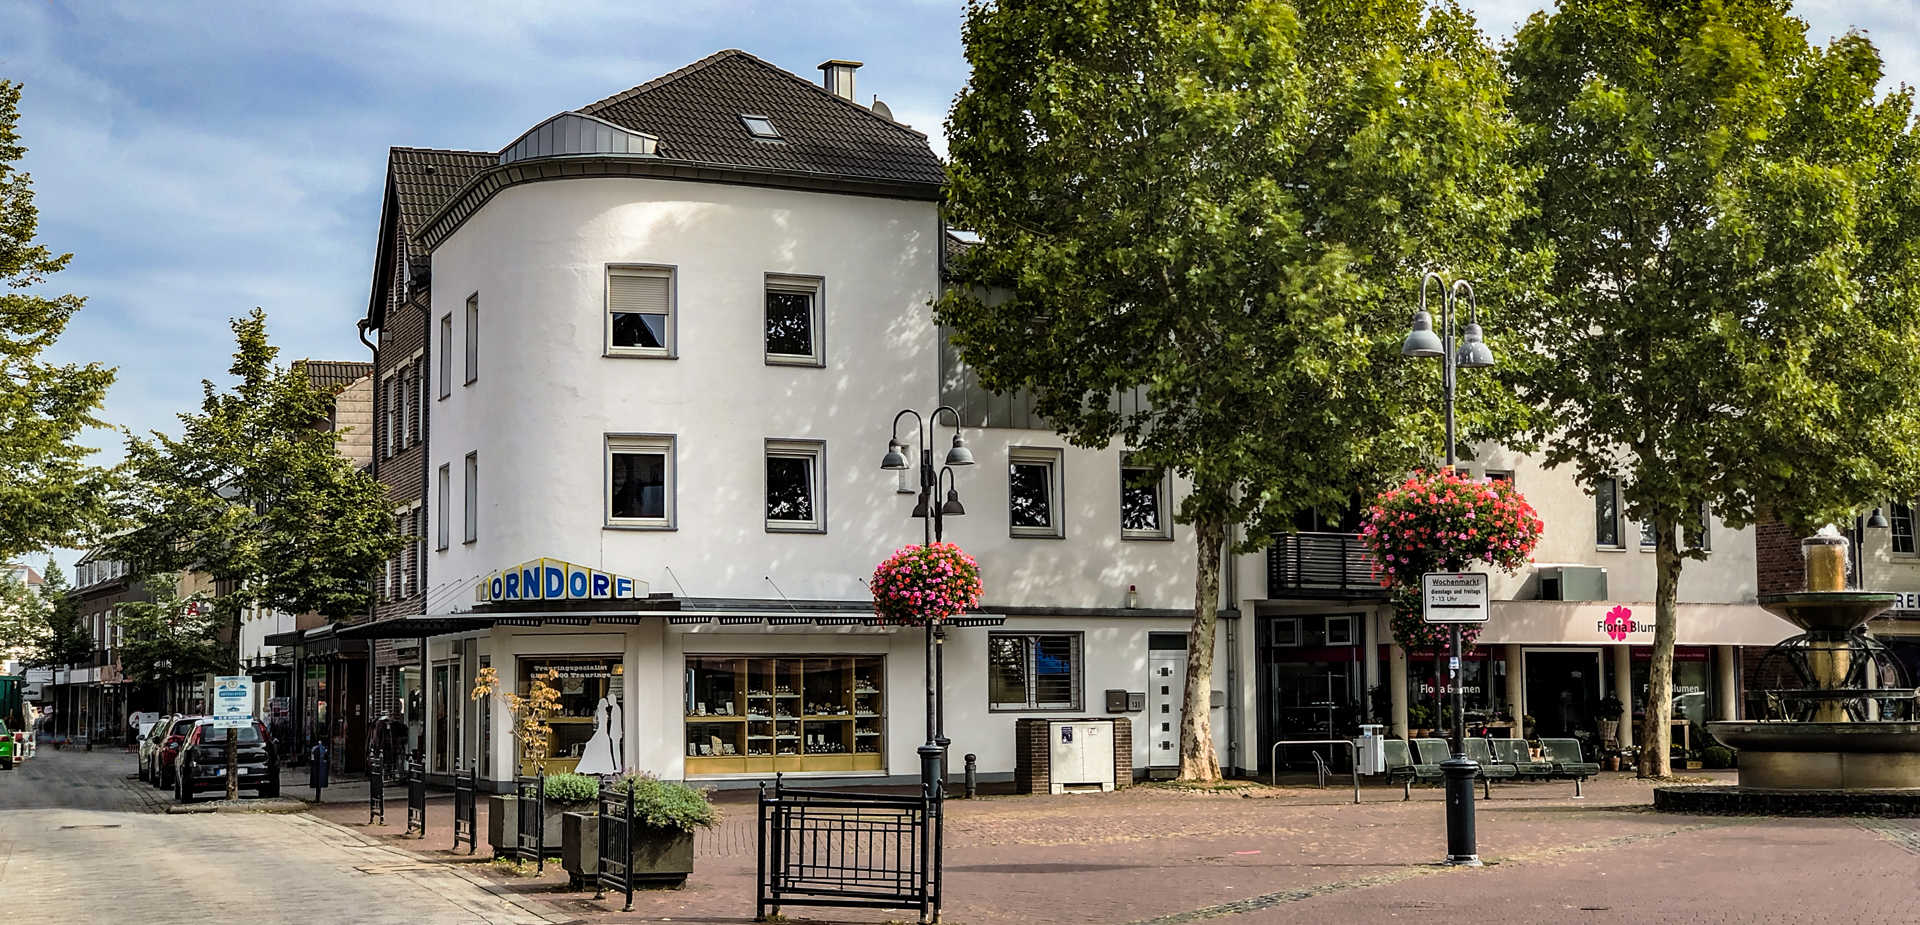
1223,525,1240,776
358,317,380,760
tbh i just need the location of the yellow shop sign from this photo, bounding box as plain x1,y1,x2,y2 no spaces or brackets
475,558,647,604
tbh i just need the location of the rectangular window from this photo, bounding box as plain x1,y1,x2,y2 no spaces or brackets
607,266,674,357
765,439,825,533
1594,476,1622,548
1008,447,1064,538
1686,503,1712,552
383,372,400,458
988,633,1083,711
1893,501,1915,555
1325,615,1356,646
682,655,885,776
403,361,419,447
1120,455,1170,540
410,505,424,597
462,452,478,544
464,295,479,384
1485,470,1514,484
764,274,824,366
414,358,427,443
438,314,452,398
1271,618,1302,647
436,464,451,551
607,435,674,528
1641,518,1658,548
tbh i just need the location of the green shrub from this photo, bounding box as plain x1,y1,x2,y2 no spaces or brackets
1701,746,1735,770
608,773,718,832
543,772,600,805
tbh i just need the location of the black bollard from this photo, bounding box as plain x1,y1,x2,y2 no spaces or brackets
918,743,943,799
310,741,329,803
1440,754,1481,866
963,753,978,799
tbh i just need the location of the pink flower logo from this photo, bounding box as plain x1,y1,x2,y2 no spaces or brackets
1604,605,1632,642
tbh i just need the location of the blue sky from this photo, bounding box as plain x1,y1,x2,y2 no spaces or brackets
2,0,1915,574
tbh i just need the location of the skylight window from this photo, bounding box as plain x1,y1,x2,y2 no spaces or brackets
741,114,782,141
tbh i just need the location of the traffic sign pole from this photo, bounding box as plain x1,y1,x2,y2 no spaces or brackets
1420,573,1486,867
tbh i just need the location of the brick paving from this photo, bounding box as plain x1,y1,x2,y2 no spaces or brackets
305,770,1920,924
0,746,564,924
13,747,1919,923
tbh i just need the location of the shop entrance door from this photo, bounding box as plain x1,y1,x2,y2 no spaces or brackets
1148,634,1187,773
1524,650,1600,739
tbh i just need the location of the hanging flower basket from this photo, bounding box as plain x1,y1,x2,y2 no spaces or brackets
870,543,983,625
1361,468,1543,649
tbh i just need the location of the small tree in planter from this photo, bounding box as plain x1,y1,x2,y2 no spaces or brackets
1362,469,1542,731
473,665,562,775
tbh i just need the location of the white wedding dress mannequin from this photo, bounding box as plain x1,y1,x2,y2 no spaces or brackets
575,694,623,775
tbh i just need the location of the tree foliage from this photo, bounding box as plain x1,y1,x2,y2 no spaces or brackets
0,81,117,559
114,574,228,684
1505,0,1920,775
940,0,1534,779
108,309,402,628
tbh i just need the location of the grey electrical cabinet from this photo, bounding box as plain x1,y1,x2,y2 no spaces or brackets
1538,565,1608,601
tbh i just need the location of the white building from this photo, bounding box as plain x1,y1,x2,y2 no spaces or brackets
356,50,1788,789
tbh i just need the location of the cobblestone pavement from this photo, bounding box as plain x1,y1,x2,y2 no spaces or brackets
0,746,564,924
309,769,1920,924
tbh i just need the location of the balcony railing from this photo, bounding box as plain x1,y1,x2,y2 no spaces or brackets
1266,532,1384,598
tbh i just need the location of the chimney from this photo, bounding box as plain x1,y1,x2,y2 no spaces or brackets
818,59,862,101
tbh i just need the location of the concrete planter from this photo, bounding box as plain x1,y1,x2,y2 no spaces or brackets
484,794,581,859
561,811,696,889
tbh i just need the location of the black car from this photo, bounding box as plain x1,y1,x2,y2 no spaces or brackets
174,719,279,802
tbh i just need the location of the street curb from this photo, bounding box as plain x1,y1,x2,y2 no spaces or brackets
165,798,311,814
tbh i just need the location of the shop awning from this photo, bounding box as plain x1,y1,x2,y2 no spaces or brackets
334,613,503,640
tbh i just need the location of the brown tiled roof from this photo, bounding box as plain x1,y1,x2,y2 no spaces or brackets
389,148,494,260
577,50,945,188
295,359,374,394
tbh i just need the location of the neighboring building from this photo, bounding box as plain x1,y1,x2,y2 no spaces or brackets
1,564,49,703
62,550,149,744
240,358,377,768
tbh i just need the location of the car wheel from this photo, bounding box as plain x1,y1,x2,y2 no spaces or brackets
2,757,12,770
137,760,147,782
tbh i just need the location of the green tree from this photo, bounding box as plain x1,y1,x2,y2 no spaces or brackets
109,309,403,647
114,574,227,685
941,0,1535,779
1506,0,1920,776
0,570,50,663
31,560,89,671
0,81,117,559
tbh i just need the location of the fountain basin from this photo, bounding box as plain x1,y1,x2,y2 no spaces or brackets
1757,591,1898,635
1707,721,1920,790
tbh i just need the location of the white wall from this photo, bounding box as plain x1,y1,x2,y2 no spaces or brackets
426,175,1203,614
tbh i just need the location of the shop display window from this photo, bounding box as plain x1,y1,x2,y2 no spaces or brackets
684,655,884,775
519,656,625,777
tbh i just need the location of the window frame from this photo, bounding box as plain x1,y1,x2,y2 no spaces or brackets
1594,476,1624,549
605,433,677,530
438,313,452,399
436,463,451,551
1324,615,1356,646
1008,446,1065,539
1271,618,1303,647
763,438,826,534
987,632,1085,712
763,274,825,367
605,264,677,359
1892,500,1916,556
463,294,479,385
1485,469,1514,484
1119,454,1173,541
462,452,478,544
1687,503,1713,553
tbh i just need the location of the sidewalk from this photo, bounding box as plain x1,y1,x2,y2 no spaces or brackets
296,770,1920,924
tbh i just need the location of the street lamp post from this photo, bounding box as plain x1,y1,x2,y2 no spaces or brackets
1401,271,1494,867
880,407,973,795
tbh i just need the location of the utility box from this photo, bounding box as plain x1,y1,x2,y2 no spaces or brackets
1537,564,1608,601
1048,721,1117,794
1354,724,1387,774
1105,689,1129,713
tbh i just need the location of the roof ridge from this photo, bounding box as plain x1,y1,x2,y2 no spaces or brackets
581,48,933,144
390,145,494,156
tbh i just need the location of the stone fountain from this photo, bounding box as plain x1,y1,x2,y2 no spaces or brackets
1656,531,1920,815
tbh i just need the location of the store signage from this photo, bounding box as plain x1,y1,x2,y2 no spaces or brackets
475,557,648,604
212,675,253,729
1421,572,1489,623
1892,591,1920,611
1598,604,1653,640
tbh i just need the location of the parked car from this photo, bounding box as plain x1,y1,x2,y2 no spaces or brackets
0,718,15,770
136,713,175,782
174,718,278,802
150,716,201,789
